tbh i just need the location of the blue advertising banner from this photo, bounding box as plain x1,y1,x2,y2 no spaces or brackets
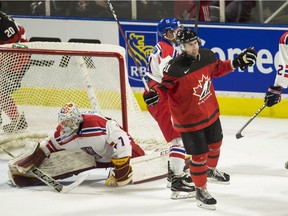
119,22,288,93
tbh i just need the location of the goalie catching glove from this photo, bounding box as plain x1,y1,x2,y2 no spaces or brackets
8,142,46,174
143,89,159,106
105,156,133,187
264,85,283,107
232,47,257,70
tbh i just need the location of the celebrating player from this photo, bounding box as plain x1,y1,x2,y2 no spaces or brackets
143,17,195,199
0,11,29,133
264,32,288,107
144,27,257,210
8,102,145,187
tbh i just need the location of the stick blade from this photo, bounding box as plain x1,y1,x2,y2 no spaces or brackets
236,132,244,139
60,173,89,193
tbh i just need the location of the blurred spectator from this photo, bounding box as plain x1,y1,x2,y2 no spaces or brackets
30,0,131,18
1,1,33,15
210,0,256,23
31,1,70,16
68,0,112,18
174,0,211,21
137,0,173,20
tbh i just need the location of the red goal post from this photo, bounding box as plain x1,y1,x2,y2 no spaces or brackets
0,42,165,152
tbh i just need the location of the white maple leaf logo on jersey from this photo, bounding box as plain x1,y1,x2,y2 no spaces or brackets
193,75,211,100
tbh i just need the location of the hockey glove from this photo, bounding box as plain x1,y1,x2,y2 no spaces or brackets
232,47,257,70
8,142,46,174
264,85,283,107
105,156,133,187
143,89,159,106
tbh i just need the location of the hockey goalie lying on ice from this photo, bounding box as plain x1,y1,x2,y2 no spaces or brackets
8,102,146,187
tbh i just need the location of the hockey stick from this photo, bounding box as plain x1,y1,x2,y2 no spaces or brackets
107,0,149,91
235,104,267,139
0,145,88,193
194,0,200,34
29,166,88,193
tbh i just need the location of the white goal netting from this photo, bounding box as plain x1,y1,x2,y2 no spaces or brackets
0,42,166,154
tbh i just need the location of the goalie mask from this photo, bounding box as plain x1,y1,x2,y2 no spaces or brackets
58,102,83,136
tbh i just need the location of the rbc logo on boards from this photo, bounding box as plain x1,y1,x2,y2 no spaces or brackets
121,30,157,88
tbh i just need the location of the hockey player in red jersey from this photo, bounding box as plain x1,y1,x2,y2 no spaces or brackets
8,102,145,187
144,27,257,210
0,11,27,45
0,11,29,133
143,17,195,199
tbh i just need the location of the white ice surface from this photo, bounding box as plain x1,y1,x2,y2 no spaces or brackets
1,115,288,216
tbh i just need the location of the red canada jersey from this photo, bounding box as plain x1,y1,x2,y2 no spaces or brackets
0,11,28,44
161,48,234,132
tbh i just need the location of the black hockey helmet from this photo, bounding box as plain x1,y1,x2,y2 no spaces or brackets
176,27,198,44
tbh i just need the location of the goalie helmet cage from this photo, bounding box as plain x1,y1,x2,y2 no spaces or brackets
0,42,165,152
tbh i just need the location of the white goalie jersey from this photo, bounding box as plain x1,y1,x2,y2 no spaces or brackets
274,32,288,89
41,112,133,163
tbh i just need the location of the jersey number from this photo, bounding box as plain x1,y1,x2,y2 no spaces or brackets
163,63,171,73
4,27,15,38
277,64,288,78
118,137,125,146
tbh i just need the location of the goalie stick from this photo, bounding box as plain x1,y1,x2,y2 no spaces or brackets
29,166,88,193
236,104,267,139
107,0,149,91
0,145,88,193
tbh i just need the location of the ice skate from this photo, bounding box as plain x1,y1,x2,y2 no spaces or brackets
167,161,193,189
196,187,216,210
207,168,230,184
170,174,195,199
3,113,28,133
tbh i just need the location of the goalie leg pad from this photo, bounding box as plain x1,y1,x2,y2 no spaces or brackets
8,150,97,187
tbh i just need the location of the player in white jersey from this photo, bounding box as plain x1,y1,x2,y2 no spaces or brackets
143,17,195,199
8,102,145,187
264,32,288,169
264,32,288,107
